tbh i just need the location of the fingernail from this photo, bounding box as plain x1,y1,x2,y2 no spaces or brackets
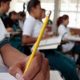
16,73,24,80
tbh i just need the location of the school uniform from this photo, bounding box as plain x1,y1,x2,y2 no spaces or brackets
23,15,42,38
58,24,80,54
23,15,79,80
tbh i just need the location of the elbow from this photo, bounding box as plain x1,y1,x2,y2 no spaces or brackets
22,37,27,45
22,36,31,45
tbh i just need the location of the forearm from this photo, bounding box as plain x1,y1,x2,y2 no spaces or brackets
1,44,27,67
22,36,37,45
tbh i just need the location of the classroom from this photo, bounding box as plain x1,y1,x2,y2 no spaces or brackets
0,0,80,80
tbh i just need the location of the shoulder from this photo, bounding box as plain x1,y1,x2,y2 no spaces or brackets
58,24,66,30
59,24,65,28
24,15,36,24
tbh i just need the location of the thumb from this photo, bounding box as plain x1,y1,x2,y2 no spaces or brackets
16,72,24,80
9,66,24,80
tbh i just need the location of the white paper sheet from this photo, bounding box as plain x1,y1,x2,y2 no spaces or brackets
38,36,62,50
0,73,17,80
0,71,63,80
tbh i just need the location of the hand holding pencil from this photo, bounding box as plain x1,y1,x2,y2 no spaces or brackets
9,53,50,80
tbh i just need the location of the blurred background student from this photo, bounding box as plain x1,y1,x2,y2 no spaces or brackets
18,11,26,30
57,15,80,67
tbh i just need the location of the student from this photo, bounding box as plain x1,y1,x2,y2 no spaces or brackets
1,11,22,52
57,15,74,52
9,11,21,32
22,0,41,44
57,15,80,70
22,0,79,80
41,9,53,36
22,2,52,45
18,11,26,30
57,15,80,59
0,0,49,80
41,9,46,20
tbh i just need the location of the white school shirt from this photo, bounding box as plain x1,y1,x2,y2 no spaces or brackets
19,20,24,30
23,15,43,38
58,24,75,52
0,19,9,41
34,20,43,37
0,18,9,72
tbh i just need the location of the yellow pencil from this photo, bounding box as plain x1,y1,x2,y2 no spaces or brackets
23,11,51,75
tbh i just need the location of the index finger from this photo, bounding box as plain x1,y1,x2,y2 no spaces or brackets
23,53,43,80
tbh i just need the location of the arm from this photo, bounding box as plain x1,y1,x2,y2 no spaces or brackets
22,35,37,45
1,44,26,67
0,44,50,80
22,18,37,45
0,38,49,80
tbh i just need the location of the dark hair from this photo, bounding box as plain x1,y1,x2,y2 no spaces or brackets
0,0,11,3
56,15,69,27
3,17,13,28
18,11,26,17
9,11,17,18
56,17,63,27
42,8,45,12
27,0,40,13
62,15,69,20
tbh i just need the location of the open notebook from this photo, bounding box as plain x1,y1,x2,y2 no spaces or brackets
67,35,80,41
0,71,63,80
38,36,62,50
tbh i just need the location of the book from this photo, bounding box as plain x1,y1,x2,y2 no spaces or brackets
38,36,62,50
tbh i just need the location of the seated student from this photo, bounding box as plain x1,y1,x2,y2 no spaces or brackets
1,17,13,33
22,0,79,80
7,11,25,52
41,9,53,25
0,0,49,80
57,15,80,63
9,11,21,32
18,11,26,30
41,9,53,36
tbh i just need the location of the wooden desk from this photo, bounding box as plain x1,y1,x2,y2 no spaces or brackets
70,28,80,35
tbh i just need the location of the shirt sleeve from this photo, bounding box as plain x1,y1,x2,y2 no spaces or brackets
58,25,66,36
58,25,68,40
23,18,36,36
0,18,9,48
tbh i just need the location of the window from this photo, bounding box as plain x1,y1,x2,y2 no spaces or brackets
41,2,54,20
10,0,54,20
60,0,80,28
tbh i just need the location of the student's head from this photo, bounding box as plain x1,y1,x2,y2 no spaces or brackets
18,11,26,21
62,15,69,26
41,9,46,19
0,0,11,13
9,11,18,21
56,17,63,27
57,15,69,27
27,0,41,19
